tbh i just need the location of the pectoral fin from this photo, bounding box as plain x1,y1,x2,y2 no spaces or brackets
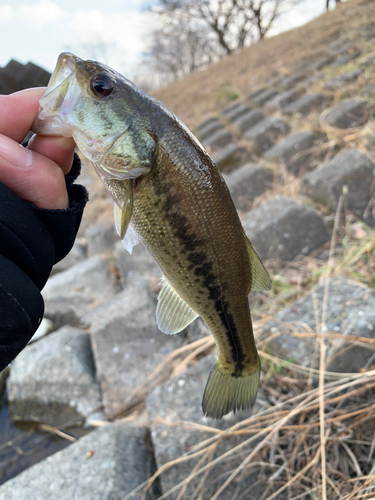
156,277,198,334
112,180,139,254
245,236,272,292
113,180,133,239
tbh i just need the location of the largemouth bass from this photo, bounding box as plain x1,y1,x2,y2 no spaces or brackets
32,53,271,419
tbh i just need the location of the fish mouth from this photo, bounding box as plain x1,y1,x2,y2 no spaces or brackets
32,53,82,137
45,52,78,97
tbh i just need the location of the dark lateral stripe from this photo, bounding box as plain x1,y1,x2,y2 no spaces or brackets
215,299,244,365
151,169,244,366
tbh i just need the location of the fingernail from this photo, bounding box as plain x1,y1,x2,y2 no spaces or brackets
0,134,34,168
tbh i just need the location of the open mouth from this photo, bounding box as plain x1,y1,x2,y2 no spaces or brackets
45,53,77,97
32,53,81,137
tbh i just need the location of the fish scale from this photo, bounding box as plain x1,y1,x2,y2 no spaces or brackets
32,52,271,418
133,136,256,366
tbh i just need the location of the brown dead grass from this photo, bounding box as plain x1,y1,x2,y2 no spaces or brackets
153,0,375,129
119,190,375,500
122,331,375,500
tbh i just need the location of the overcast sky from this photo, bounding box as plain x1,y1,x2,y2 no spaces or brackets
0,0,341,80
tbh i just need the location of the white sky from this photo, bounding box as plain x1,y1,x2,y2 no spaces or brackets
0,0,343,81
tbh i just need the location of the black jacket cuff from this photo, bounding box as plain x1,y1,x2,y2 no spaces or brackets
0,151,88,370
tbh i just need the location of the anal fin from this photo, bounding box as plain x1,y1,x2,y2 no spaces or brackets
156,277,198,334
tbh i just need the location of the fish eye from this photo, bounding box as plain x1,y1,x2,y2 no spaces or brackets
90,73,114,98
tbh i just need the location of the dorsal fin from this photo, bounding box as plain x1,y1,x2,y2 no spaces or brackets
245,236,272,292
156,277,198,334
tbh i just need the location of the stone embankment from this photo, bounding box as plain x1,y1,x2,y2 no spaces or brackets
0,18,375,500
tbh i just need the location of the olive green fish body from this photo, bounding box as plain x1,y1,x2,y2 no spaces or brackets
32,53,271,418
134,129,256,358
130,126,263,417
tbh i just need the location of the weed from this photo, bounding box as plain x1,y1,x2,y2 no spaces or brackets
214,87,240,107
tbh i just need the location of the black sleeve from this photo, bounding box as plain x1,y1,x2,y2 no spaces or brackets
0,153,88,371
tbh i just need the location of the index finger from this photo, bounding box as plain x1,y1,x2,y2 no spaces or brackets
0,87,46,143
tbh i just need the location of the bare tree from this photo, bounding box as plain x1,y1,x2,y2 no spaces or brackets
142,12,222,87
144,0,303,87
157,0,303,55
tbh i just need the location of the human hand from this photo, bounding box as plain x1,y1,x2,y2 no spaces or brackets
0,88,76,209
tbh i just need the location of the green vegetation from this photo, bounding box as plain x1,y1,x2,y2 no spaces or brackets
214,87,239,106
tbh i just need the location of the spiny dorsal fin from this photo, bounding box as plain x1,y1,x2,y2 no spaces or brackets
156,277,198,335
245,236,272,291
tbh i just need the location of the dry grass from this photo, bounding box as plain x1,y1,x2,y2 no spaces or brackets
76,99,375,500
153,0,375,128
5,176,375,497
119,320,375,499
121,332,375,500
109,336,215,420
116,192,375,500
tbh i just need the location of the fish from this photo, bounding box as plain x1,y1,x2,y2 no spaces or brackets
32,52,271,419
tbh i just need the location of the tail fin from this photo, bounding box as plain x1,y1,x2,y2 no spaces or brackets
202,358,260,419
